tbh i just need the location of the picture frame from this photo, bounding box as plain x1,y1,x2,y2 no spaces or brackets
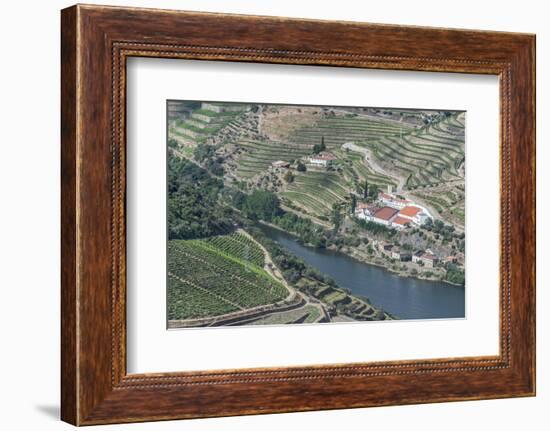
61,4,535,425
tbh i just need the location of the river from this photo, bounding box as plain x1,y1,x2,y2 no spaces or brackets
259,224,465,320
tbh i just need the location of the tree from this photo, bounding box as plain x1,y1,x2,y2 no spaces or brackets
231,190,246,209
423,217,433,230
350,194,357,214
312,136,326,154
363,179,369,199
193,143,216,163
243,190,282,221
445,264,465,286
283,170,295,183
167,156,231,239
368,183,379,200
331,204,343,232
297,161,307,172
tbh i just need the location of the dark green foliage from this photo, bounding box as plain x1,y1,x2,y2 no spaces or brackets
167,156,232,239
193,142,216,163
297,161,307,172
343,236,361,247
248,226,335,287
445,264,465,286
283,170,295,183
230,189,247,209
427,219,456,241
312,136,326,154
193,143,224,176
350,194,357,214
330,204,343,231
272,212,327,248
241,190,282,221
355,218,393,235
368,183,379,200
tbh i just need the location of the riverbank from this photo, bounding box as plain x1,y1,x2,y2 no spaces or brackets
257,222,465,320
258,220,459,287
249,222,393,321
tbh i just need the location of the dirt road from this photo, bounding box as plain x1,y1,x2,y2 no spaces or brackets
342,142,406,190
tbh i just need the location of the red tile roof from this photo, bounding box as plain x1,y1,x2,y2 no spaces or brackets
399,206,422,217
373,206,398,221
311,152,337,161
392,216,411,226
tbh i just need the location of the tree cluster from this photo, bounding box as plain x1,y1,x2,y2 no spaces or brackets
193,143,224,176
167,156,232,239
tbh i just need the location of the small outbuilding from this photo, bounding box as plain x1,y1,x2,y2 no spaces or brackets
271,160,290,169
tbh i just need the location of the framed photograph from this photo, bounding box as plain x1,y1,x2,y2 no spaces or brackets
61,4,536,425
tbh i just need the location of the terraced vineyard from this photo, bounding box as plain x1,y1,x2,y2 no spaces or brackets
289,116,415,150
167,102,466,326
359,113,465,189
168,103,249,147
234,139,312,178
168,233,289,321
409,185,466,228
201,232,266,267
248,305,322,325
231,115,415,180
227,113,462,219
334,148,397,188
282,171,348,216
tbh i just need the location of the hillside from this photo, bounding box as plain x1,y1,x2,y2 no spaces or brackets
166,156,392,328
166,101,466,327
168,101,465,229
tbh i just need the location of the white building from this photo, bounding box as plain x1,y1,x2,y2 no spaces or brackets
379,192,412,210
355,203,412,230
308,152,337,167
379,192,433,225
412,250,439,267
354,203,377,220
398,205,431,226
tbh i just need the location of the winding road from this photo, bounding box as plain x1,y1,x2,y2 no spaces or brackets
342,142,451,222
342,142,406,191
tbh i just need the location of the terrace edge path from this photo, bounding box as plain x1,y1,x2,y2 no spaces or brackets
342,141,406,190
